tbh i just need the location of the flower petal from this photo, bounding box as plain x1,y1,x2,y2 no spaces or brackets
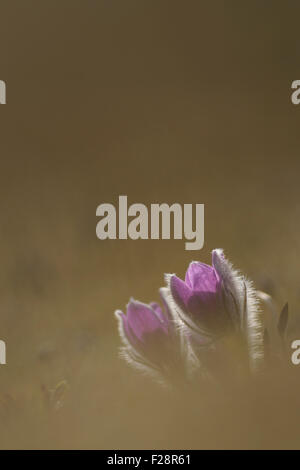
185,261,220,293
115,309,137,348
212,248,243,325
170,275,192,313
127,299,168,341
150,302,167,324
159,287,176,321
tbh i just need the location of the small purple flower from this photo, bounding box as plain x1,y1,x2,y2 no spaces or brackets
167,249,263,366
115,289,188,382
168,260,226,338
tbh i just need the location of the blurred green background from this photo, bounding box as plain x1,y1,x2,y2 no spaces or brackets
0,0,299,448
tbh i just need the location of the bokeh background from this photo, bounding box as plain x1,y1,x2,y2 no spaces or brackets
0,0,300,449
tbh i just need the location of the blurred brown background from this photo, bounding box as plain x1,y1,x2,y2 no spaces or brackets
0,0,300,449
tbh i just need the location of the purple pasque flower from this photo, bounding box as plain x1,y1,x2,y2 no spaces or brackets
115,289,188,381
167,249,263,368
168,260,225,339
